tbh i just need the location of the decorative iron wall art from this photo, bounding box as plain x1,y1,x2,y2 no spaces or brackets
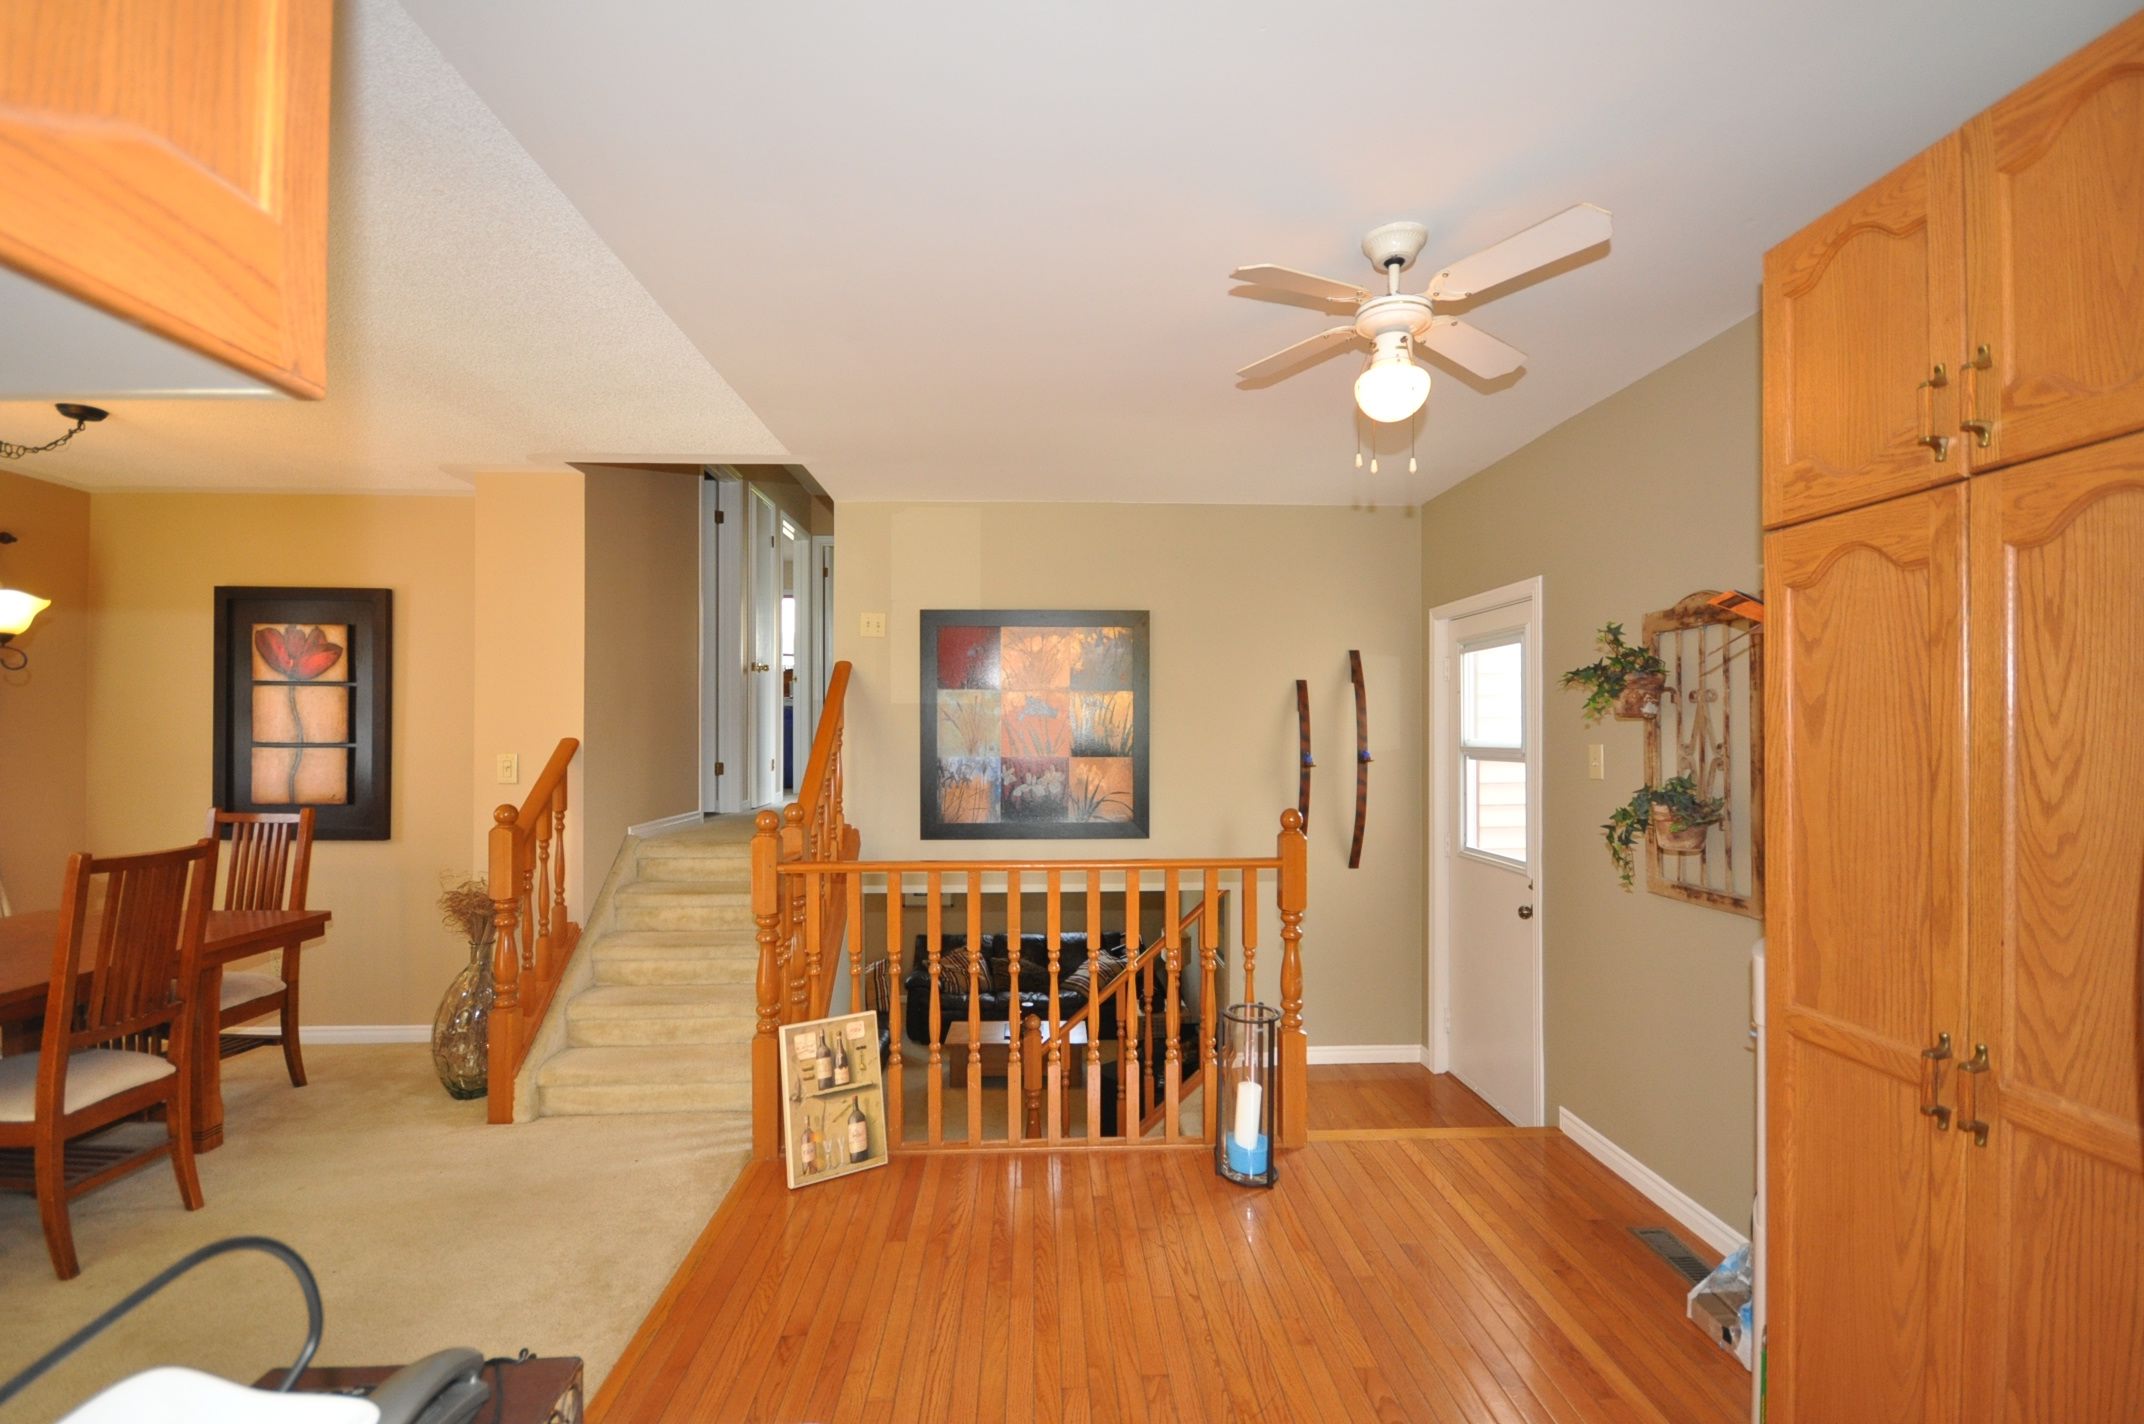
918,610,1149,839
213,586,393,840
1294,678,1313,831
1641,591,1763,917
1348,649,1370,869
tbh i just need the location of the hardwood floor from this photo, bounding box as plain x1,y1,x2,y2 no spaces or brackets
594,1067,1747,1423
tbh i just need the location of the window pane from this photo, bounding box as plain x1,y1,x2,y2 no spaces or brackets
1461,640,1523,748
1463,754,1527,861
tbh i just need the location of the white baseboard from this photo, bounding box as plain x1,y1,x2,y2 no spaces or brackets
628,810,706,837
230,1024,429,1045
1306,1043,1431,1065
1559,1108,1748,1256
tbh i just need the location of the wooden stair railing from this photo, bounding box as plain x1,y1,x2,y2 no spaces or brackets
485,737,582,1124
750,807,1309,1159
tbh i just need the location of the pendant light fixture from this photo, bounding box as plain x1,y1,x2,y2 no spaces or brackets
0,532,52,672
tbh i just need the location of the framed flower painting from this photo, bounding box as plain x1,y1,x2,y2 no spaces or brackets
213,587,393,840
919,610,1149,839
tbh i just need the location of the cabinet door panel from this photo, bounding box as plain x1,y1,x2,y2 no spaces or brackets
0,0,331,397
1962,12,2144,470
1763,139,1966,528
1962,443,2144,1422
1763,487,1968,1423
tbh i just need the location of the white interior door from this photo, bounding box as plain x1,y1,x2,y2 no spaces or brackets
1434,586,1544,1125
701,472,747,814
747,488,782,807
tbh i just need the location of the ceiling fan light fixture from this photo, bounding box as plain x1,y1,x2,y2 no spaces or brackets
1354,333,1430,424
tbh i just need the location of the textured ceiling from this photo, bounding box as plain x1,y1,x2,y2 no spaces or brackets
0,0,784,493
403,0,2136,505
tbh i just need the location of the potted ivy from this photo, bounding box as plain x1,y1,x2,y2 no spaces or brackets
1602,775,1726,888
1561,622,1667,720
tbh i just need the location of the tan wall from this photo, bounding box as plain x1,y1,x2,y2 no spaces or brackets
0,471,91,912
833,502,1426,1047
581,466,700,865
1419,317,1762,1225
85,493,478,1028
472,471,586,906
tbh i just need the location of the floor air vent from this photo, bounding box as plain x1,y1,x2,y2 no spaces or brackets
1630,1227,1709,1284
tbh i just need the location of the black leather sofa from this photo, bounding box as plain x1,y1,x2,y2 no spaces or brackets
900,931,1132,1045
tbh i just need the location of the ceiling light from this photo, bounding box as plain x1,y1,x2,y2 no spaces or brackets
0,532,51,672
1353,333,1430,424
0,403,108,462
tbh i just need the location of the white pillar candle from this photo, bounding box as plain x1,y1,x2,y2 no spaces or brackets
1231,1080,1263,1151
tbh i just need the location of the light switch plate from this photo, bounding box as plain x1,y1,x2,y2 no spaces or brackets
497,752,519,784
1586,744,1604,780
860,612,887,638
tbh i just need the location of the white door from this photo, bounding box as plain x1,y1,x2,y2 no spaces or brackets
747,489,783,807
701,473,748,814
1434,585,1544,1125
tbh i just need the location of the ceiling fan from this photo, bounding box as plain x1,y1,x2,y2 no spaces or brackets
1231,203,1612,425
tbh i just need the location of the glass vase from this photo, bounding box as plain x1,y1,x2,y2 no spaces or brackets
1216,1002,1279,1187
432,936,495,1100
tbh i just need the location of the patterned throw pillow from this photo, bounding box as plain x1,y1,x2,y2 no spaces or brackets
936,944,996,996
1062,947,1128,997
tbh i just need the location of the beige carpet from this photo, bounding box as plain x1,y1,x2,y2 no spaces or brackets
0,1045,747,1422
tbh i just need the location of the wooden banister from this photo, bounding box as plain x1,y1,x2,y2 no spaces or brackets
486,736,582,1124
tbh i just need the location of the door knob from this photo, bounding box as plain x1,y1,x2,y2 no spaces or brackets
1516,904,1534,920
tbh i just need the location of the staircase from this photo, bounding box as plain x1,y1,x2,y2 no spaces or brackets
532,817,761,1117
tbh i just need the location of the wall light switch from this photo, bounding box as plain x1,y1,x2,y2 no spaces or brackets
1587,744,1605,780
497,753,519,784
860,611,887,638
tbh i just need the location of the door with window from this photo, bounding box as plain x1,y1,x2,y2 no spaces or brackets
1439,593,1543,1125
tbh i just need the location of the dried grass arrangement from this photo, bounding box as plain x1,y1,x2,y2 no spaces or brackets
438,876,495,946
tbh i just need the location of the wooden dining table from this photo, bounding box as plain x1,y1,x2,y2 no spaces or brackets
0,906,332,1153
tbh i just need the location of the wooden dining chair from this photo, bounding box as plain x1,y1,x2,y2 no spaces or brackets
205,808,315,1088
0,839,216,1279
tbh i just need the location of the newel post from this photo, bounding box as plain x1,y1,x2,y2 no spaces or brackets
486,804,522,1125
751,810,785,1159
1277,808,1309,1149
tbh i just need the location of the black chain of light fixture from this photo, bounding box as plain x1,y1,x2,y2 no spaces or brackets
0,403,106,461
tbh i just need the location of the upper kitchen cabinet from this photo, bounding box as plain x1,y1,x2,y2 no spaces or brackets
0,0,333,399
1960,10,2144,472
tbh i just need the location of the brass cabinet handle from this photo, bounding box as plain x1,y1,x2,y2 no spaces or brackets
1916,363,1951,461
1960,344,1995,448
1919,1031,1953,1130
1958,1042,1992,1147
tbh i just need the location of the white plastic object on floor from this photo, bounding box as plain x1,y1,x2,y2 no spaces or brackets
59,1367,379,1424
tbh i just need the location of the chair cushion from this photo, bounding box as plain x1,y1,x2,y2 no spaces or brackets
0,1049,176,1123
219,970,286,1010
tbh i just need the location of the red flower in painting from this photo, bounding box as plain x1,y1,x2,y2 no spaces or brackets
255,625,343,681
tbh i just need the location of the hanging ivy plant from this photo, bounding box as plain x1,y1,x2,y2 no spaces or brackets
1560,622,1668,721
1602,775,1726,888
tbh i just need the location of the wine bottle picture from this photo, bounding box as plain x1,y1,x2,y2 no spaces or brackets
814,1030,835,1091
834,1036,853,1088
846,1096,870,1163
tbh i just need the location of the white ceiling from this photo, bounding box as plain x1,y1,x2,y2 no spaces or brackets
399,0,2137,506
0,0,784,492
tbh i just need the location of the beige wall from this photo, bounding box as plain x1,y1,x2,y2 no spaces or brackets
833,502,1426,1047
0,471,91,912
85,494,478,1027
472,471,586,906
581,466,700,864
1420,317,1762,1225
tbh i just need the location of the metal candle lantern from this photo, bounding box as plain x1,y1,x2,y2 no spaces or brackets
1216,1003,1279,1187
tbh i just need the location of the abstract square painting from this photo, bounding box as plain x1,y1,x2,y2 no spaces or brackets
214,587,392,840
919,611,1148,839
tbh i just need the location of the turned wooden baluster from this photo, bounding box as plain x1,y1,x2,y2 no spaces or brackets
1083,874,1103,1139
1046,869,1064,1144
1201,866,1221,1143
845,870,864,1013
885,877,905,1147
1163,867,1182,1142
533,807,553,981
1119,872,1141,1141
805,862,824,1027
965,869,984,1144
550,788,568,953
1278,808,1309,1149
784,804,810,1023
925,871,944,1147
486,804,523,1125
750,810,784,1159
1005,869,1023,1146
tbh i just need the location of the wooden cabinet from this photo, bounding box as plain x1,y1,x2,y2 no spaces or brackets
1960,440,2144,1422
1762,141,1966,528
0,0,333,398
1961,17,2144,472
1764,10,2144,527
1763,487,1969,1423
1764,15,2144,1421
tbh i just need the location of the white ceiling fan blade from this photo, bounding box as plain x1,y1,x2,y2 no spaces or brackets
1229,264,1371,305
1235,326,1362,381
1427,203,1612,302
1422,317,1526,379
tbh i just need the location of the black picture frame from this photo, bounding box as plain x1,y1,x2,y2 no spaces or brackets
919,609,1149,840
213,586,393,841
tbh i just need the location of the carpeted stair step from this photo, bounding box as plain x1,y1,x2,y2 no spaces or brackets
536,1045,752,1115
612,881,755,932
565,984,758,1047
632,846,754,887
589,930,758,986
